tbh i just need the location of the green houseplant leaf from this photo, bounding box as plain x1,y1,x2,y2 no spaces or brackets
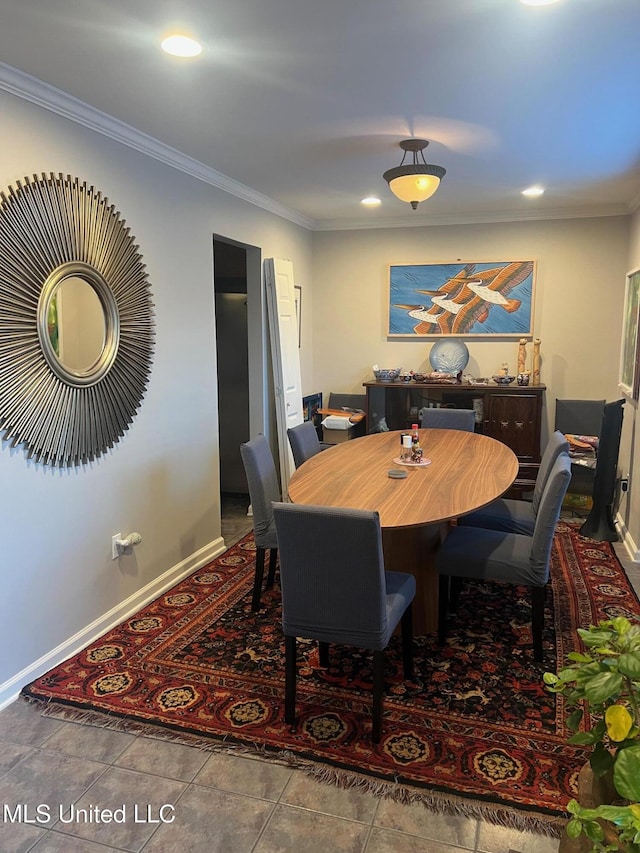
577,629,618,647
618,653,640,679
613,744,640,802
590,742,615,776
583,671,623,705
566,707,584,732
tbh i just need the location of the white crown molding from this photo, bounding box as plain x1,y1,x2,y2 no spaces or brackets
314,204,632,232
0,62,316,231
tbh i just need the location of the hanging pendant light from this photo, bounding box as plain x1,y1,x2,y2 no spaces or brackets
383,139,446,210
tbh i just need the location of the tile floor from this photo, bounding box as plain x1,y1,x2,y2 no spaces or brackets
1,498,637,853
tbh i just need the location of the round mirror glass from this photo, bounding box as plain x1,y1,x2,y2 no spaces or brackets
38,261,120,388
47,276,106,373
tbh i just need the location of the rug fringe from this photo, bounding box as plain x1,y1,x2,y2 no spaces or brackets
21,695,564,839
283,757,564,838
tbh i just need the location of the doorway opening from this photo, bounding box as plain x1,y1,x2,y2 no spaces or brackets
213,235,267,528
214,237,250,505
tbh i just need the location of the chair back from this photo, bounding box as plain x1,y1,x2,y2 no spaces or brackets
287,421,322,468
529,453,571,583
239,435,280,548
420,407,475,432
532,430,570,514
272,503,388,648
554,398,605,437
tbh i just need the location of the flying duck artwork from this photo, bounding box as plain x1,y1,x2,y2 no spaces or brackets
389,260,535,336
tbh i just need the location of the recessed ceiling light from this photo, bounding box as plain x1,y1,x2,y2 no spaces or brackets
361,197,381,207
522,185,545,197
161,34,202,58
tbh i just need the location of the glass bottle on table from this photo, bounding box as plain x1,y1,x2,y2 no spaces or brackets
411,423,421,463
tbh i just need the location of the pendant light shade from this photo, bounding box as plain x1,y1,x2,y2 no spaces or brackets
383,139,446,209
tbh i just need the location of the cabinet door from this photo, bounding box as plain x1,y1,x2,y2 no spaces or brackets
485,393,540,461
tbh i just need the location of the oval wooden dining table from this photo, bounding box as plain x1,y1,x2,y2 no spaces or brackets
287,428,519,635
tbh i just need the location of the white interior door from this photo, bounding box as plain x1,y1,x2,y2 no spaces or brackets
264,258,303,492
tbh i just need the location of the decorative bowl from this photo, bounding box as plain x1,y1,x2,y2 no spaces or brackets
374,368,401,382
412,373,428,382
492,375,515,385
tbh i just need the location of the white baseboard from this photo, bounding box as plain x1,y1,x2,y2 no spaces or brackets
615,512,640,564
0,536,228,710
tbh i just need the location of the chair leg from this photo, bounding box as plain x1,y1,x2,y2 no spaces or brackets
318,641,329,667
284,635,297,727
400,605,413,680
531,586,545,662
266,548,277,588
438,575,450,646
252,548,266,611
372,650,384,744
450,577,463,613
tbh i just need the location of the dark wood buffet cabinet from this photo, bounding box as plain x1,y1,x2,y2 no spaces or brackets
363,381,546,498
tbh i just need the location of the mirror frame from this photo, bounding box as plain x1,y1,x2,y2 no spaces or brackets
0,173,155,466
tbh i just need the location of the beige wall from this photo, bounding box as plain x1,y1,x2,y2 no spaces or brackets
312,218,627,412
311,217,637,552
0,90,312,703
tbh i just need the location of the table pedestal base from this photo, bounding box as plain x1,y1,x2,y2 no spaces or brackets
382,522,448,636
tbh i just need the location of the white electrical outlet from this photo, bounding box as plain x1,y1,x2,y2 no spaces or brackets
111,532,122,560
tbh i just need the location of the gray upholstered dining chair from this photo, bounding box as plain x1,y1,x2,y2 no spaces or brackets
239,434,280,612
420,407,475,431
272,502,416,743
287,421,331,468
457,430,569,536
435,452,571,661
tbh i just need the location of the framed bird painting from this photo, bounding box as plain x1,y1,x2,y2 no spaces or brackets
388,260,536,337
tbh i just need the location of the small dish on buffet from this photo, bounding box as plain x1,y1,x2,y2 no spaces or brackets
492,375,515,385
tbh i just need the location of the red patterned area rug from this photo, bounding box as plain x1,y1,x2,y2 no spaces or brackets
22,521,640,836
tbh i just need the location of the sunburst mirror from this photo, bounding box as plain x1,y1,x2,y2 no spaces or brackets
0,173,155,466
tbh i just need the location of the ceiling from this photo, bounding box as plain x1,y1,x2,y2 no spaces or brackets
1,0,640,230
